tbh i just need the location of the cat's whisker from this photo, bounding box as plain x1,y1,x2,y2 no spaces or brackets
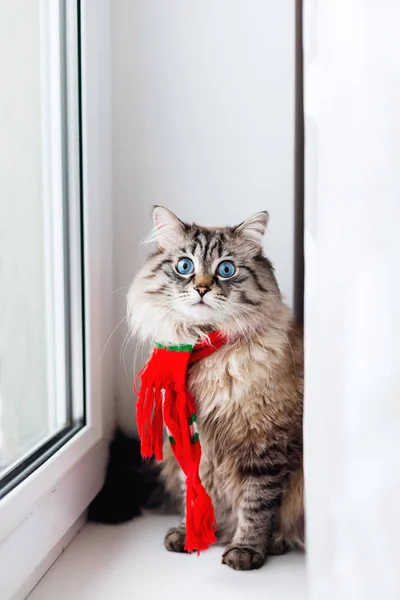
100,315,128,362
123,330,136,380
120,328,131,365
112,285,131,296
215,302,252,345
132,335,148,381
230,305,268,346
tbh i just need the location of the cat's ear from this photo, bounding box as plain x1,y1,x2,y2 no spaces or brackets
235,211,269,249
152,206,186,249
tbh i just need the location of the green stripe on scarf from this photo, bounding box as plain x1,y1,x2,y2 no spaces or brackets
154,342,194,352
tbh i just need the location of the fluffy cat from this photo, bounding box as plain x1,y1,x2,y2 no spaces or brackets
128,207,304,571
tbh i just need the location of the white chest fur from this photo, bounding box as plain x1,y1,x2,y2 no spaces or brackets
188,337,279,421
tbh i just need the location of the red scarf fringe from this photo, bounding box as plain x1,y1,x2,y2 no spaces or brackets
134,332,226,553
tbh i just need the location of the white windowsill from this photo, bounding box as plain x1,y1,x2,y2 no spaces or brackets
28,515,308,599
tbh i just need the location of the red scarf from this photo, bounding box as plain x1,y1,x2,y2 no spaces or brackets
134,331,226,553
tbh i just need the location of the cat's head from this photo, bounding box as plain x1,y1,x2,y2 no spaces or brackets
128,207,281,344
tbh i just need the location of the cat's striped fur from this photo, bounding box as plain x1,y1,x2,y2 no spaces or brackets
128,207,304,570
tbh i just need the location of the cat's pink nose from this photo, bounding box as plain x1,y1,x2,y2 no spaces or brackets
195,286,210,298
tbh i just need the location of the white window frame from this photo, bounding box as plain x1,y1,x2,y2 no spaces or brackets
0,1,114,598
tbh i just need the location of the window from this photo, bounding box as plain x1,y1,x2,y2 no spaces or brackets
0,0,84,498
0,1,112,597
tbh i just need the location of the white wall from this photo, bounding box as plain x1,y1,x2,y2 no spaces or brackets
111,0,296,431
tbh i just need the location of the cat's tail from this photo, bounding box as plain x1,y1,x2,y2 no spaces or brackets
88,429,178,524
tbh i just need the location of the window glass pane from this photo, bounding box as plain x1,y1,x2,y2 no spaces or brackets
0,0,84,489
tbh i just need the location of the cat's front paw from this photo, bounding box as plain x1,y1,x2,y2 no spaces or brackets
164,527,187,553
222,546,265,571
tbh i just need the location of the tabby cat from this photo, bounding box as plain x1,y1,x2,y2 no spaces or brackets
128,207,304,571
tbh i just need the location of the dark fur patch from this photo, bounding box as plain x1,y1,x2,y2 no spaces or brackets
238,462,286,478
238,265,269,293
250,496,282,513
150,258,172,274
88,430,162,524
239,291,261,306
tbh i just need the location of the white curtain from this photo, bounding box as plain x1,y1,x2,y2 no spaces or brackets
304,1,400,599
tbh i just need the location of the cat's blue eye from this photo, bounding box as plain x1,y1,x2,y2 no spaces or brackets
217,260,236,278
176,257,194,276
